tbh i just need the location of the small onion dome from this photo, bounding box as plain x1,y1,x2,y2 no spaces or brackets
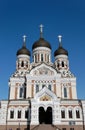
17,44,30,56
54,35,68,57
32,37,51,50
54,45,68,57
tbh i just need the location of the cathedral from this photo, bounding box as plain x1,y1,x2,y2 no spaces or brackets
0,25,85,130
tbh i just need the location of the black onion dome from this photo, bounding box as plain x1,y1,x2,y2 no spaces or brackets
32,38,51,50
17,44,30,56
54,45,68,56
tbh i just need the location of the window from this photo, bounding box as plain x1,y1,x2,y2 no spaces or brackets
70,128,74,130
10,110,14,119
35,54,37,63
76,109,80,118
36,84,39,93
62,128,66,130
69,121,75,125
24,86,26,98
19,87,23,98
61,110,65,118
18,110,21,118
48,84,51,90
42,84,45,88
25,110,28,119
26,61,28,68
47,54,49,62
57,63,59,68
21,61,24,67
68,110,73,118
62,61,64,67
64,87,67,98
41,54,43,62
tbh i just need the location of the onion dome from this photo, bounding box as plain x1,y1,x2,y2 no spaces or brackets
54,35,68,56
17,35,30,56
32,37,51,50
32,24,51,50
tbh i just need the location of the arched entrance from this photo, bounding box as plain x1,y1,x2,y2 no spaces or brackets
39,106,52,124
39,107,45,124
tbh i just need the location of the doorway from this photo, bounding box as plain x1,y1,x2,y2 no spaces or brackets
39,106,52,124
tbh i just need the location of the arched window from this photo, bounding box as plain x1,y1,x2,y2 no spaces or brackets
35,54,37,63
41,54,43,62
24,86,26,99
64,87,67,98
68,109,73,118
26,61,28,68
19,87,23,98
10,110,14,119
25,110,29,119
19,86,26,99
62,61,64,67
17,110,21,118
57,63,59,68
61,110,65,118
76,109,80,118
21,61,24,67
47,54,49,62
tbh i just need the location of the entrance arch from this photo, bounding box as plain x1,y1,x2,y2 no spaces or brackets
46,107,52,124
39,106,52,124
39,107,45,124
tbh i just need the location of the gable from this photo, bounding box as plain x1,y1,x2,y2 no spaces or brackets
30,63,57,76
34,87,57,101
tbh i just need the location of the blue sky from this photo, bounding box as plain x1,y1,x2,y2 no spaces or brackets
0,0,85,99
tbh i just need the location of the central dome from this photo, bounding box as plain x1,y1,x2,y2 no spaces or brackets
32,37,51,50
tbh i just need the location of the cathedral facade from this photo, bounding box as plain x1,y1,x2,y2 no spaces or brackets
0,26,85,130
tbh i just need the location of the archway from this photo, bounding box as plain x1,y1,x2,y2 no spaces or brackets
39,106,52,124
45,107,52,124
39,107,45,124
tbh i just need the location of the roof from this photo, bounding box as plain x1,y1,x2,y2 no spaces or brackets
32,38,51,50
54,45,68,56
16,44,30,56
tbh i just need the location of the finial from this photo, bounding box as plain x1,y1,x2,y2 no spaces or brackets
23,35,26,43
58,35,62,43
39,24,44,38
58,35,62,47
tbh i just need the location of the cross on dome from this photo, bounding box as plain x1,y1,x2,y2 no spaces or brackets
23,35,27,43
40,24,44,33
39,24,44,38
58,35,62,43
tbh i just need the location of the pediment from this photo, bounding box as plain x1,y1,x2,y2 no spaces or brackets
30,63,57,76
34,87,57,101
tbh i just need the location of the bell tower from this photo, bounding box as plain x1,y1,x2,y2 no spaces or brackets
16,35,31,72
54,35,77,99
9,36,31,100
54,35,69,72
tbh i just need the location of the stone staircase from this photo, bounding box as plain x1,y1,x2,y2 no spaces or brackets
31,124,59,130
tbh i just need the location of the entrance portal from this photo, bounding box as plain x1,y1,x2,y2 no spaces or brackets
39,107,52,124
